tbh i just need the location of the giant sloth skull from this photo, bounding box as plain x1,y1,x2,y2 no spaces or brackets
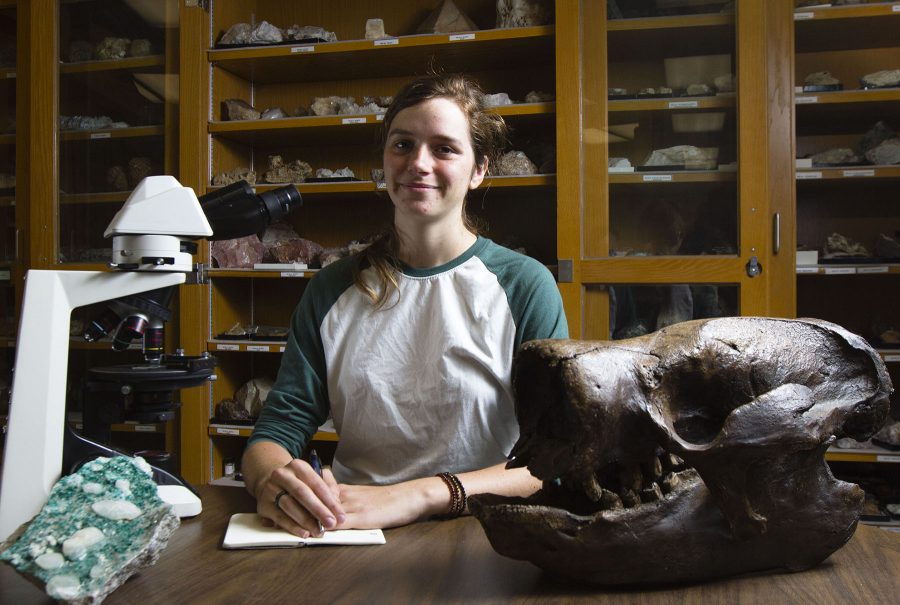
469,317,892,585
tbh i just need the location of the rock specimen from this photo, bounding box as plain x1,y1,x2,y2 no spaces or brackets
525,90,554,102
95,37,130,60
212,167,256,186
861,69,900,89
127,157,153,188
859,121,895,156
804,71,841,87
223,99,260,121
215,398,251,423
260,107,287,120
264,155,312,184
210,235,267,268
371,168,385,183
496,0,552,28
59,116,128,131
608,157,632,169
494,150,537,175
823,232,870,259
810,147,861,166
219,23,252,45
310,96,368,116
365,18,391,40
315,167,355,179
249,21,283,44
874,419,900,446
686,83,713,96
642,145,718,169
106,166,128,191
285,25,337,43
714,73,735,92
417,0,479,34
875,233,900,259
260,221,324,264
865,138,900,165
469,317,891,585
128,39,152,57
484,92,513,107
234,377,275,418
0,456,179,604
68,40,93,62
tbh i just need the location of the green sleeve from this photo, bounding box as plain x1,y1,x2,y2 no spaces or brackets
247,258,354,458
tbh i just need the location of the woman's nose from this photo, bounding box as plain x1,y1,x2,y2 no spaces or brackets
408,145,433,173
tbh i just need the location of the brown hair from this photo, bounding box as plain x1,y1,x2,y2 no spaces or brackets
353,72,509,307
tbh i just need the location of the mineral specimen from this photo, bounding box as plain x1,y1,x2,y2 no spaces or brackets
859,121,895,156
417,0,479,34
106,166,128,191
804,71,840,86
874,419,900,446
865,138,900,165
59,116,129,131
686,83,713,96
823,232,870,259
210,235,267,268
496,0,552,28
861,69,900,89
249,21,283,44
127,157,153,188
365,18,391,40
484,92,513,107
68,40,93,62
128,39,152,57
642,145,718,169
285,25,337,43
494,150,537,176
713,73,735,92
95,38,130,60
235,377,275,418
212,167,256,186
264,155,312,184
525,90,554,103
0,456,179,604
315,167,355,179
215,398,251,423
811,147,861,166
260,107,287,120
219,23,252,45
608,157,632,169
875,233,900,259
223,98,261,121
310,96,362,116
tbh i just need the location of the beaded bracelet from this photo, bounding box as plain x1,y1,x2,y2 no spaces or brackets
436,472,467,518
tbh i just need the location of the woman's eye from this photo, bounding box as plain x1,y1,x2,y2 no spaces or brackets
435,146,455,156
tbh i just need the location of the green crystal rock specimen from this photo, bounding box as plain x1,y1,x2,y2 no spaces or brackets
1,456,180,604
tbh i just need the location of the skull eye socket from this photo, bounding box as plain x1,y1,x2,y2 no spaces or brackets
660,357,754,445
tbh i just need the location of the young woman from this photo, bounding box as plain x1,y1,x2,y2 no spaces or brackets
242,73,568,537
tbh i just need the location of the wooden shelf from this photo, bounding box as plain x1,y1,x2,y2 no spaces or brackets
59,55,166,74
607,13,735,61
609,94,735,113
795,2,900,52
609,170,737,184
70,420,166,434
208,340,288,353
795,89,900,132
0,195,14,207
877,350,900,362
209,26,554,85
59,191,130,205
209,422,338,442
826,443,900,463
59,125,164,142
795,88,900,106
0,67,14,79
796,264,900,275
796,166,900,181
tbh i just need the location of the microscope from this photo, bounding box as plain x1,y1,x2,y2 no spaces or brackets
0,176,300,541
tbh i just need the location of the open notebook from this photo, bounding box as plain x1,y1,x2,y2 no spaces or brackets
223,513,386,549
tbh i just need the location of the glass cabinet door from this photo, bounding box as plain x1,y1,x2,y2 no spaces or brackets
57,0,179,266
569,0,794,339
0,0,15,428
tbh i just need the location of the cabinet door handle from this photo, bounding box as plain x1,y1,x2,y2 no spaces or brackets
772,212,781,255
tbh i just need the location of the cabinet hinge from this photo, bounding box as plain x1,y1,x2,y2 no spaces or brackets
557,259,574,283
187,263,209,285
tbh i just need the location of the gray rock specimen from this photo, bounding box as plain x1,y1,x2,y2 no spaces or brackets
310,96,364,116
861,69,900,89
260,107,287,120
68,40,93,62
95,37,130,60
874,419,900,446
805,71,840,86
219,23,252,45
264,155,312,184
0,456,179,604
234,377,274,418
417,0,479,33
223,99,260,121
371,168,385,183
285,25,337,43
484,92,513,107
249,21,283,44
315,167,355,179
810,147,861,166
639,87,673,96
496,0,552,28
865,138,900,165
106,166,128,191
59,115,128,130
609,157,632,169
494,150,537,175
686,83,713,96
714,73,735,93
608,87,628,96
128,39,152,57
824,232,870,259
642,145,718,169
211,235,267,268
875,233,900,259
365,18,391,40
212,167,256,186
859,121,895,156
525,90,554,102
215,398,251,423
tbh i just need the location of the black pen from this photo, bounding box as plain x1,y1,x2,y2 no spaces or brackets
310,449,325,534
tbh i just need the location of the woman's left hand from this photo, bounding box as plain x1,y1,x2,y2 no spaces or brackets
335,477,447,529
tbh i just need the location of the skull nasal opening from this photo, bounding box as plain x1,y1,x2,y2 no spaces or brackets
657,356,754,445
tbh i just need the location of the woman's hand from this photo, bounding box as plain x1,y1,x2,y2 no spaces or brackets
336,477,447,529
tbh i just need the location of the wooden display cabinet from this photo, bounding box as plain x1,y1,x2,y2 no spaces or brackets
793,1,900,529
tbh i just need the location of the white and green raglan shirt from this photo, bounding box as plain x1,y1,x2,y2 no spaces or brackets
248,236,568,485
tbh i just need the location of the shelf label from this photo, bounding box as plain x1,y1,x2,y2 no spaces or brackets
857,266,889,274
876,455,898,462
281,271,306,277
668,101,698,109
216,343,240,351
642,174,672,182
0,270,9,281
341,117,366,125
134,425,156,433
291,45,315,53
246,344,270,352
216,427,240,436
279,346,286,353
374,38,399,46
795,96,818,104
843,169,875,178
5,72,14,79
824,267,856,275
796,267,819,274
90,132,111,139
894,5,900,12
376,113,384,121
883,354,900,363
796,171,822,180
793,12,815,20
449,33,475,41
376,181,387,189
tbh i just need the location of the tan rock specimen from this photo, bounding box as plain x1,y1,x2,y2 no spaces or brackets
417,0,479,34
264,155,312,184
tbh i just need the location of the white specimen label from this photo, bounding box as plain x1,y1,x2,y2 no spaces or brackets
449,33,475,41
643,174,672,182
291,46,315,53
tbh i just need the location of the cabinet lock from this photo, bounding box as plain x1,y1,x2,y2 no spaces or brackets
745,256,762,278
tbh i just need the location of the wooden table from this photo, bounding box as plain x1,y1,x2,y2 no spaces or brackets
1,486,898,604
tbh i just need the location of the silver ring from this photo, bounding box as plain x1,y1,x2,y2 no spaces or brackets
274,489,289,509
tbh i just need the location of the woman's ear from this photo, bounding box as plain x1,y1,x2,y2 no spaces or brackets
469,158,488,190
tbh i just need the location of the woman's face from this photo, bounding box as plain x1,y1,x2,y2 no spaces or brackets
383,97,487,228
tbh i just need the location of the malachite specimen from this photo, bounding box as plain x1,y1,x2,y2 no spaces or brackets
1,456,179,604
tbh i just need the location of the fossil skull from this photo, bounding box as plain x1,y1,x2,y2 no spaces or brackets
469,317,892,585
